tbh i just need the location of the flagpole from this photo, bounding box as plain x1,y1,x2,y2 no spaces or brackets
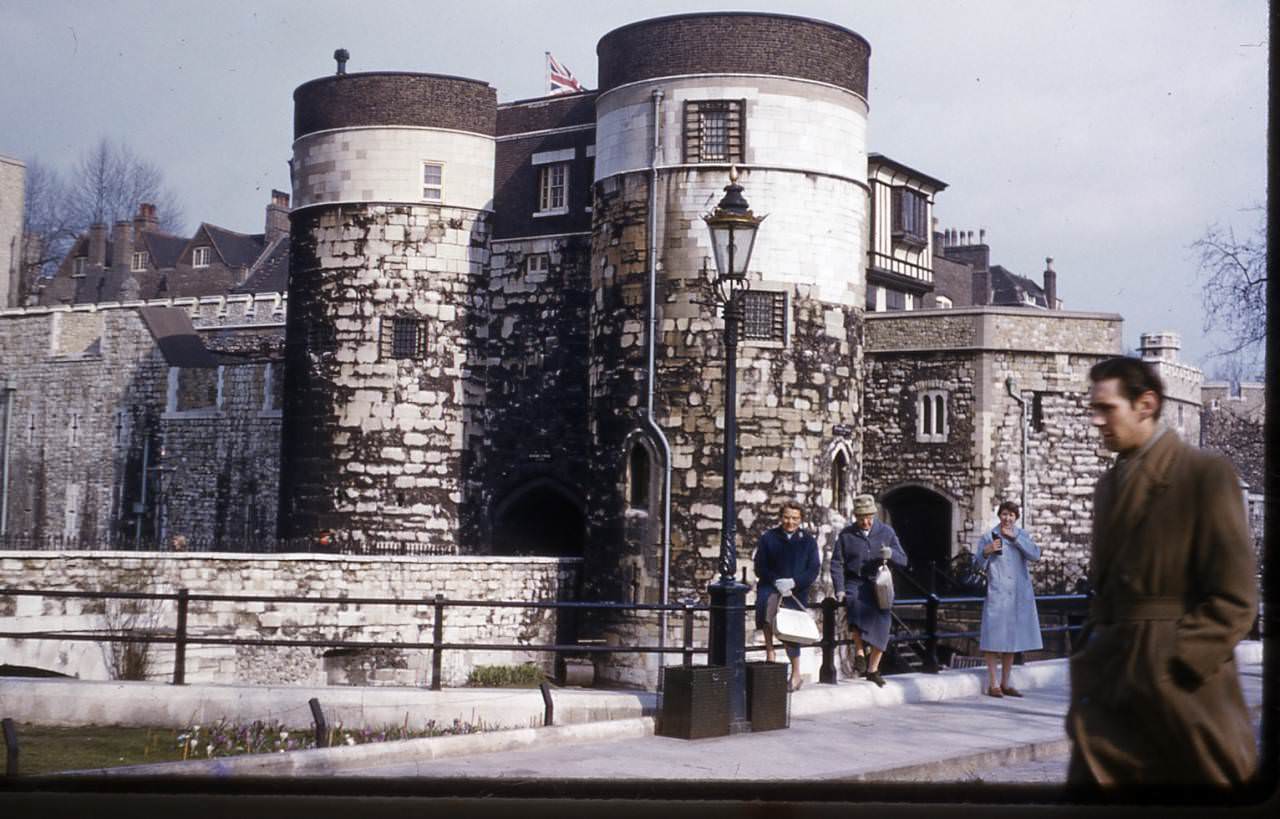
545,51,550,96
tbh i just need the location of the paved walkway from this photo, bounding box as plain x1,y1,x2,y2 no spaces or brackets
60,642,1263,783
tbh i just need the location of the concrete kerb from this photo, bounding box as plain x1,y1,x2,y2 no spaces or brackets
1,678,657,731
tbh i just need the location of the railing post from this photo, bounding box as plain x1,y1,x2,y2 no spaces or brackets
924,594,940,673
2,717,17,777
819,596,837,684
308,697,328,748
172,588,189,686
681,603,694,667
430,593,444,691
539,681,554,727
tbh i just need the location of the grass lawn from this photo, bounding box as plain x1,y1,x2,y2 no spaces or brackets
10,723,188,776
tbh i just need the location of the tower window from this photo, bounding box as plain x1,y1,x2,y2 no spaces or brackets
741,290,788,343
1031,392,1044,432
381,316,430,360
683,100,745,163
422,161,444,202
537,164,568,215
917,390,949,443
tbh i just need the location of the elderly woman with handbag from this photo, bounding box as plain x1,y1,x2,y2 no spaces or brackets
831,494,908,687
974,500,1042,697
753,501,820,690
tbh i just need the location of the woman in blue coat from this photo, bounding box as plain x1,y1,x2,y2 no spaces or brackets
830,494,908,687
753,501,820,690
974,500,1042,697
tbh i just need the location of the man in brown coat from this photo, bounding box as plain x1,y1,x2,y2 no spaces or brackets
1066,356,1258,786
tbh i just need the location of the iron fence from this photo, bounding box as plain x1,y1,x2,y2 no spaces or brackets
0,584,1094,690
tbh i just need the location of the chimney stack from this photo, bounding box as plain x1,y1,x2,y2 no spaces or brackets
88,223,108,269
133,202,158,236
1043,256,1057,310
265,189,290,243
979,228,986,244
334,48,350,75
112,220,132,272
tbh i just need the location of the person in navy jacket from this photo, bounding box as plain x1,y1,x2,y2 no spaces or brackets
831,493,908,687
753,501,820,690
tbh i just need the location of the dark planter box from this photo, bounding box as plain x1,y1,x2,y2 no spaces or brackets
745,661,789,731
657,665,730,739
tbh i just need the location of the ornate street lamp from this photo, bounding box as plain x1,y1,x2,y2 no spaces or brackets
702,166,765,732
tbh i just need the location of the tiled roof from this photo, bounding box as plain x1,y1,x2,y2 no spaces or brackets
203,225,266,269
990,265,1047,308
234,236,289,294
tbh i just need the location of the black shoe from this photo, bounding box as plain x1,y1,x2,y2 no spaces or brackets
866,671,886,687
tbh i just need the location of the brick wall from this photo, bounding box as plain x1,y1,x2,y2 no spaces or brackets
598,13,871,98
293,73,496,138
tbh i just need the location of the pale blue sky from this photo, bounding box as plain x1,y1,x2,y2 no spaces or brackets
0,0,1267,369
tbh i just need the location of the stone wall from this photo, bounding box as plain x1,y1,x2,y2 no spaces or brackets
474,235,593,551
0,302,284,548
280,204,490,548
863,308,1122,590
0,553,579,687
0,155,22,308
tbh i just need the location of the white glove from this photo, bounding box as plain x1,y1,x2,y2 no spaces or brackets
836,591,846,603
774,578,796,595
880,545,893,561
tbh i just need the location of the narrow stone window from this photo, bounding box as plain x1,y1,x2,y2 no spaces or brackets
628,444,650,510
683,100,745,163
1031,392,1044,432
68,412,81,447
832,449,849,515
192,246,211,268
381,316,430,360
917,390,948,443
741,290,787,343
422,161,444,202
27,413,36,444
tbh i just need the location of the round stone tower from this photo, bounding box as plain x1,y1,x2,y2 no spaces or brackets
586,12,872,676
279,68,497,549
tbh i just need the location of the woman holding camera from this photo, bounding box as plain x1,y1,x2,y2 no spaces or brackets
975,500,1042,697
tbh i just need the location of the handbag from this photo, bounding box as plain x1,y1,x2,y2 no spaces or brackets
772,598,820,645
874,562,895,611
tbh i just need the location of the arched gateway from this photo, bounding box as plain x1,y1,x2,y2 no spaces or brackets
881,484,955,592
491,479,585,557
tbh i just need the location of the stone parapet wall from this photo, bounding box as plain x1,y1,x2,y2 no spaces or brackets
865,308,1122,354
0,553,579,688
0,292,287,331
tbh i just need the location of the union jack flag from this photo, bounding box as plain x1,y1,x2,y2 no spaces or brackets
546,52,584,95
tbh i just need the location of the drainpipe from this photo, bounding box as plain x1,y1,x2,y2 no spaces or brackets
1005,377,1029,527
0,378,15,536
643,88,675,660
135,434,150,548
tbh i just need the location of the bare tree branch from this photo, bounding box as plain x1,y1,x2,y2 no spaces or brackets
1196,206,1266,368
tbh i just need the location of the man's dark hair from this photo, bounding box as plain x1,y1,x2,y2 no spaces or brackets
997,500,1020,518
1089,356,1165,420
780,500,804,516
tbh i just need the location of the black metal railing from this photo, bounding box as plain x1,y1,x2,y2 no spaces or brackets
1,581,1095,692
